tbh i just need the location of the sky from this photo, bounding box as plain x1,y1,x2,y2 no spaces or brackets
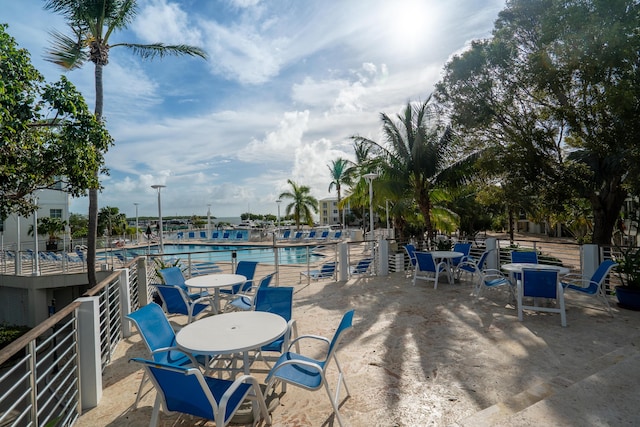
3,0,505,220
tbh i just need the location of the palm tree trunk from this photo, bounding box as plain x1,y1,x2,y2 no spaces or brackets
86,63,105,287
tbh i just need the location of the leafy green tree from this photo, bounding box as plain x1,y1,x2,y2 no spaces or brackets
68,213,88,238
327,158,353,227
278,180,319,230
44,0,207,286
353,96,476,240
0,24,111,220
436,0,640,245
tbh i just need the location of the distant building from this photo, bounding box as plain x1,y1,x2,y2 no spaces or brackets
1,187,71,251
319,197,342,226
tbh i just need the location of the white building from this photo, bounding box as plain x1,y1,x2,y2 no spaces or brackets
1,187,71,252
319,197,341,226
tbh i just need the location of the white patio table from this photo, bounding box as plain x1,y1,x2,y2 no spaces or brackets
429,250,464,284
185,273,246,314
175,311,287,376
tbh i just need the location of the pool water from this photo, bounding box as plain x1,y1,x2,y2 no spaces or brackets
112,244,322,265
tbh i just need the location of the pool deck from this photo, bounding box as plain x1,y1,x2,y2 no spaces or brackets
76,269,640,426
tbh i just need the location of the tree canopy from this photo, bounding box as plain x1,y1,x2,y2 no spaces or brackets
0,24,112,220
436,0,640,245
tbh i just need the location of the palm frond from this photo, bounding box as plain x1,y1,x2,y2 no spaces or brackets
44,29,87,69
113,43,207,60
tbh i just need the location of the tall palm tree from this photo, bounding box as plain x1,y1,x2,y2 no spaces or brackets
278,180,319,230
44,0,207,286
327,158,352,227
353,96,476,240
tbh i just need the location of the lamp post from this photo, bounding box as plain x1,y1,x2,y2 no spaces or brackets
276,199,282,228
151,185,166,253
134,203,139,244
363,173,378,240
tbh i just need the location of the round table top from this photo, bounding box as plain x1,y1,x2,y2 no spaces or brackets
429,251,464,259
501,263,570,275
185,273,246,289
176,311,288,355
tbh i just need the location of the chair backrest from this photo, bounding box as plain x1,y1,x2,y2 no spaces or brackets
415,252,437,272
255,286,294,321
326,309,355,363
188,231,195,239
159,267,188,291
511,251,538,264
257,273,275,290
282,230,291,239
212,231,219,239
353,258,372,273
475,249,493,271
294,231,303,239
236,232,243,239
200,231,206,239
584,259,618,293
155,285,190,316
521,269,559,298
452,242,472,265
333,231,342,239
234,261,259,293
404,244,417,266
320,262,336,276
126,303,179,362
308,231,316,238
320,231,329,238
223,231,230,239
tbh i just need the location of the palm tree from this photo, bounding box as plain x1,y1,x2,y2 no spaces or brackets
278,180,319,230
44,0,207,286
352,96,476,241
98,206,127,238
327,158,353,227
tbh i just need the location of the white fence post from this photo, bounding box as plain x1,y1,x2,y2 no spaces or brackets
378,237,389,276
76,296,102,410
118,268,132,338
338,242,349,281
485,238,498,269
582,244,599,278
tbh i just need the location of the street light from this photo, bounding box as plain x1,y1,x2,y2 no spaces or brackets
151,185,166,253
363,172,378,240
134,203,139,244
276,199,282,228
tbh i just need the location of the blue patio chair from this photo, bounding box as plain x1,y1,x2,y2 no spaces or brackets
222,231,230,240
126,303,203,408
561,259,617,316
200,231,207,239
176,231,184,239
300,261,336,282
226,273,275,311
235,231,244,240
253,286,299,369
280,230,291,240
155,284,215,322
293,231,304,240
159,266,207,300
350,258,373,276
332,230,343,240
265,309,355,427
188,231,195,239
219,261,259,302
129,358,270,427
318,230,330,240
510,250,539,282
518,269,566,326
211,231,220,240
404,244,418,273
455,249,493,281
413,252,447,288
305,230,317,240
451,242,472,267
476,265,512,300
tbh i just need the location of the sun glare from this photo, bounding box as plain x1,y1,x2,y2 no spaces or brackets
384,0,434,52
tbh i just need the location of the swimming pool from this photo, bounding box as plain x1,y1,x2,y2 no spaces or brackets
112,244,323,265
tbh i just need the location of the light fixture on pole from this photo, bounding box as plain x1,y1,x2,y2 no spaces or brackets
363,172,378,240
276,199,282,228
134,203,139,244
151,185,166,253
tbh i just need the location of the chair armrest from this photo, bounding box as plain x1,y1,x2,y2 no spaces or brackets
561,276,595,289
150,346,200,366
287,333,330,351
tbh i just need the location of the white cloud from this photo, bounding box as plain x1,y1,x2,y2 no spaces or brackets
135,0,203,46
238,110,310,162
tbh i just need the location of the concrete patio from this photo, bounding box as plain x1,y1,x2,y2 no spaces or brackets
76,269,640,426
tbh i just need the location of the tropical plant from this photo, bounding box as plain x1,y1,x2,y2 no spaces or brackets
327,158,353,227
278,180,319,230
44,0,207,287
28,217,67,246
352,96,477,241
98,206,126,237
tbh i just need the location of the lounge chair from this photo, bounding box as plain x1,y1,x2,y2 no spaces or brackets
199,231,207,239
300,261,336,282
211,231,220,240
350,258,373,276
279,230,291,240
292,231,304,240
305,230,317,240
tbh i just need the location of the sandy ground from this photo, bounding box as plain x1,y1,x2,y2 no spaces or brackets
76,269,640,427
